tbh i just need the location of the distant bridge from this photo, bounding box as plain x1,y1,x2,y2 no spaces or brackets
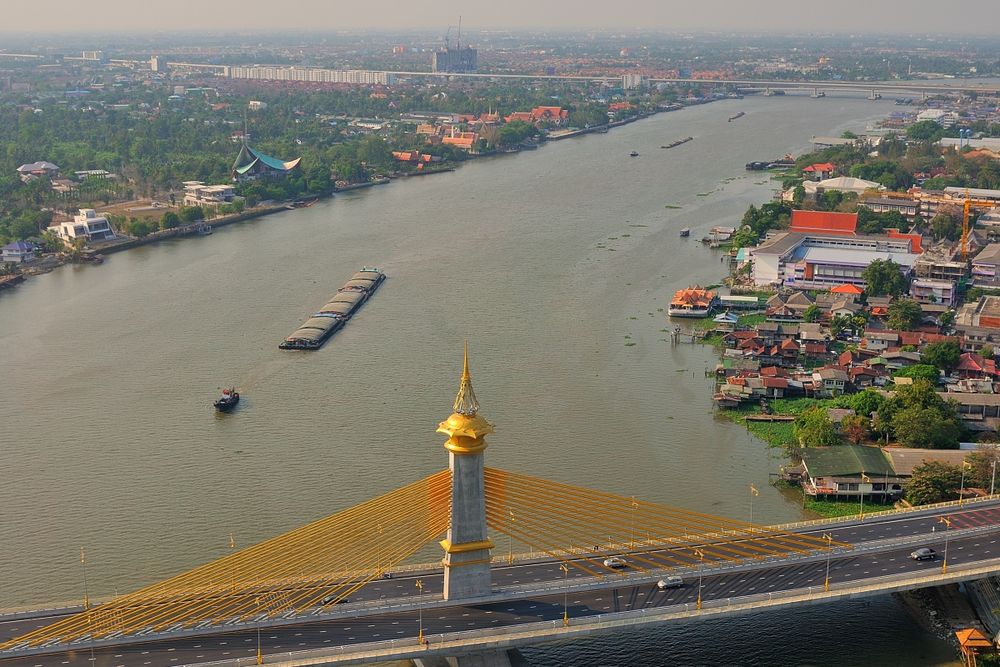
380,70,999,95
3,351,999,667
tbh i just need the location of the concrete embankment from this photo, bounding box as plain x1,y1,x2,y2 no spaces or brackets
95,204,287,255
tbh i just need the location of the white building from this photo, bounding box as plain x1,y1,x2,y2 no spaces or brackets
183,181,235,206
791,176,885,202
226,66,396,86
621,74,650,90
48,209,116,242
915,109,952,126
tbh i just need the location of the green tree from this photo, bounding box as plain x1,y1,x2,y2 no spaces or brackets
930,212,961,242
802,304,821,323
160,211,181,230
179,206,205,223
843,389,885,418
921,341,962,373
729,227,758,249
840,414,870,444
893,364,941,383
862,259,908,297
906,120,947,143
939,310,956,331
794,407,842,447
887,298,923,331
126,219,153,237
892,404,964,448
906,460,963,505
965,445,1000,491
0,261,21,276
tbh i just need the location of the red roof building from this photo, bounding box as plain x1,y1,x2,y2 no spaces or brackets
886,229,923,254
831,283,864,295
789,210,859,235
955,353,998,379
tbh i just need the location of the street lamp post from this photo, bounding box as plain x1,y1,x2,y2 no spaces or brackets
560,563,569,626
859,472,871,521
80,547,91,610
377,523,383,575
940,516,952,575
630,497,638,549
508,508,514,565
415,579,424,645
694,549,704,610
823,533,832,592
749,484,759,534
960,461,971,506
80,547,95,665
255,597,263,665
991,457,997,496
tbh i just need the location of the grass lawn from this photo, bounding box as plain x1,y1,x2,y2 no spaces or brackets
804,497,891,518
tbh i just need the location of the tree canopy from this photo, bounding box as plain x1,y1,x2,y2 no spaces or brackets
906,460,963,505
862,259,908,297
921,341,962,373
887,298,923,331
793,406,842,447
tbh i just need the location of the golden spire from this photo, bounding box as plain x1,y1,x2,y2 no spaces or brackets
453,341,480,416
438,342,493,453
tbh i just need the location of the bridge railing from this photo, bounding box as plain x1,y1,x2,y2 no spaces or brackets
767,492,1000,532
186,555,1000,667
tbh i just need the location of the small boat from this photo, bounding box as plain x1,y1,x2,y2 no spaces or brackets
728,112,745,122
214,387,240,412
196,224,212,235
629,151,639,157
679,228,690,237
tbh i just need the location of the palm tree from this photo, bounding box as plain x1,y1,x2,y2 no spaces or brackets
0,262,22,277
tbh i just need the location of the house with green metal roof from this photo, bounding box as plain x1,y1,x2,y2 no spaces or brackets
799,445,902,500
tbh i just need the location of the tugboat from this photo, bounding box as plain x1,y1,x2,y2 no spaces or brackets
629,151,639,157
214,387,240,412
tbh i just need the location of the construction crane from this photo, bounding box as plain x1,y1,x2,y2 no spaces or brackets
960,189,999,260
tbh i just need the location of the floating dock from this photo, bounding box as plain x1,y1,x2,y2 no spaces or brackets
279,268,385,350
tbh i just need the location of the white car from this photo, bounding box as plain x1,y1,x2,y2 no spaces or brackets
657,576,684,590
603,557,628,569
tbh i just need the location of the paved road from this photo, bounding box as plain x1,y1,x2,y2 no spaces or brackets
4,500,999,666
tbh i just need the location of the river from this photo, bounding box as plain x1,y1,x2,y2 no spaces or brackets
0,93,959,665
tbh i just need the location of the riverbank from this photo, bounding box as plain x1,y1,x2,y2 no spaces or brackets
1,106,680,292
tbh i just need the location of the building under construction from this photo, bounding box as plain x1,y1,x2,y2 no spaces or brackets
432,46,477,74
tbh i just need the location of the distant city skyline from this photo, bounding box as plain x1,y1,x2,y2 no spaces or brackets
3,0,1000,34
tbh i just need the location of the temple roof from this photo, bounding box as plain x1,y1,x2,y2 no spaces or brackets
233,143,301,175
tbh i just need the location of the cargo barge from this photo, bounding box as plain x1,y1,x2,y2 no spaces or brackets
279,268,385,350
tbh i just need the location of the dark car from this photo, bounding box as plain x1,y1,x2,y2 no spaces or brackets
321,595,349,605
909,548,937,561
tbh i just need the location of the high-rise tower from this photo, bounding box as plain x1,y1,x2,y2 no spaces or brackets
436,344,494,600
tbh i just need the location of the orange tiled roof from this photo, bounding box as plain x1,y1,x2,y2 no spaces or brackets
670,287,715,308
831,283,864,295
789,210,858,235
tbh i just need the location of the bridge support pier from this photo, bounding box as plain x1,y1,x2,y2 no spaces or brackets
412,648,527,667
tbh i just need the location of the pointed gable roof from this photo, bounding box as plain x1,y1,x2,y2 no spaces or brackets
831,283,864,295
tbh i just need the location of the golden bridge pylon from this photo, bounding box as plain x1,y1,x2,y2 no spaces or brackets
4,347,848,652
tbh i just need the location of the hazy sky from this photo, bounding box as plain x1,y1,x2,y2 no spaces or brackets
4,0,1000,33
